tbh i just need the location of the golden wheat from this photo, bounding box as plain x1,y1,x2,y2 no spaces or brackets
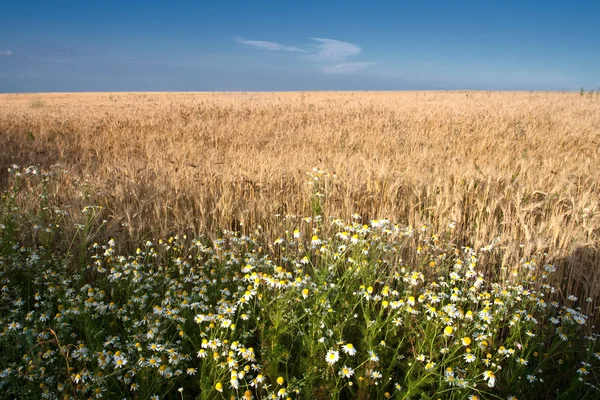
1,91,600,303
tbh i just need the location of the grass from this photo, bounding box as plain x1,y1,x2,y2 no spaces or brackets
0,167,599,399
1,91,600,398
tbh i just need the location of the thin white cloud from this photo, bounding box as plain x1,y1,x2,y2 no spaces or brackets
322,62,378,74
235,37,377,74
309,38,361,61
235,38,306,52
0,50,13,56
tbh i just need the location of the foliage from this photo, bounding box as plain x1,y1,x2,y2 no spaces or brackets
1,167,599,399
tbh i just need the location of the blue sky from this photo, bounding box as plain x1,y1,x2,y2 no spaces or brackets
0,0,598,92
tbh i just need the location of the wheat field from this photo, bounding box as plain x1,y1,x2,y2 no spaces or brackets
1,91,600,304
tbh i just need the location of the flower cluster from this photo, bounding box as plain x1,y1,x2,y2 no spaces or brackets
0,202,599,398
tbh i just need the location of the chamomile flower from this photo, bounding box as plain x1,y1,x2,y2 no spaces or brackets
370,370,382,380
147,356,160,368
339,366,354,378
311,235,321,246
113,356,127,369
326,350,340,365
368,350,379,362
483,370,496,387
342,343,357,356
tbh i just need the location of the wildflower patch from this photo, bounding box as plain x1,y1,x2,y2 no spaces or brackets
1,207,599,399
